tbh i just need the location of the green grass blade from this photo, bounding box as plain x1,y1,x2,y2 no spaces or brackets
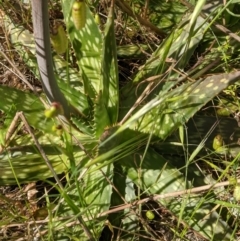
100,4,119,124
55,163,113,240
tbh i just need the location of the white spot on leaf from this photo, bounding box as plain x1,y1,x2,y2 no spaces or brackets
199,94,205,99
206,83,213,88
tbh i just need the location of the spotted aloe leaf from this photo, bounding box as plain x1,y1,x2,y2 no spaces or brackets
4,17,89,116
121,0,215,90
0,117,93,185
86,124,234,240
133,71,240,139
94,91,111,138
0,85,53,132
99,4,119,124
119,0,222,125
119,30,176,121
53,163,113,240
160,115,240,158
62,1,119,131
93,4,119,137
0,151,68,185
62,0,102,98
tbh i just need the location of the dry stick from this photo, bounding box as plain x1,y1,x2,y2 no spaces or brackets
18,112,94,241
0,50,37,93
115,0,166,37
11,177,240,235
0,50,49,109
17,112,64,190
0,112,20,153
98,178,240,217
30,1,93,237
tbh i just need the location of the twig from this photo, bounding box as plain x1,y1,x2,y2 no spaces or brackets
98,178,240,217
10,177,240,230
21,112,94,240
17,112,64,189
0,49,37,93
0,112,20,153
5,111,94,241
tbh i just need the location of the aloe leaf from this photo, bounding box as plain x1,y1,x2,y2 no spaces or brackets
84,127,232,240
120,177,139,238
93,128,139,239
80,164,113,237
54,163,113,240
54,57,90,116
0,150,69,185
100,4,119,124
88,126,148,169
118,71,240,140
117,44,152,59
124,0,213,86
102,163,139,240
0,85,53,132
123,147,235,240
157,115,240,158
168,0,207,69
62,0,102,98
71,116,94,136
94,91,111,138
118,27,180,121
88,6,120,138
132,31,176,85
119,32,175,122
120,1,222,121
162,1,221,70
0,134,86,185
4,14,89,116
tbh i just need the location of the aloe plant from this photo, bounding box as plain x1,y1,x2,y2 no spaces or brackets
1,0,240,240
